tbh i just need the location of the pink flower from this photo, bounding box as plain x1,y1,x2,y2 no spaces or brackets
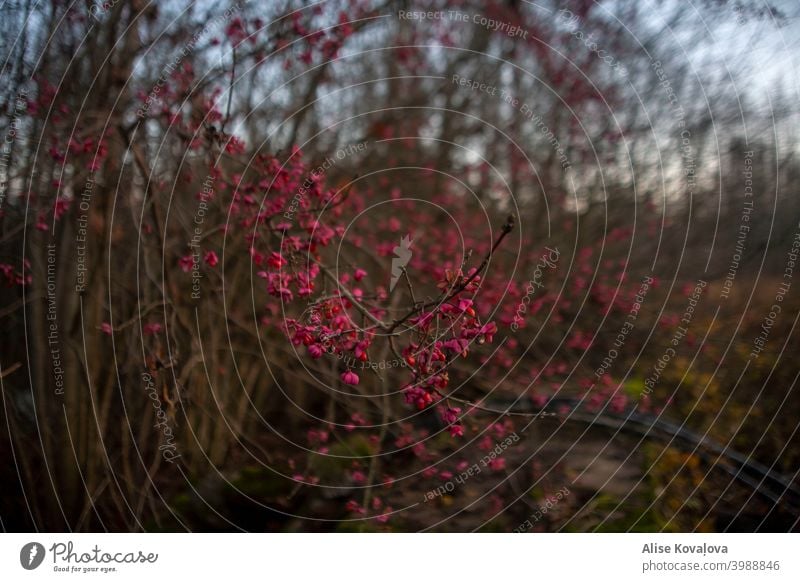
488,458,506,472
458,298,475,315
143,322,162,336
442,338,468,355
225,136,246,154
411,312,434,329
354,268,367,281
422,466,438,478
448,424,464,438
442,406,461,424
354,340,369,361
204,250,218,267
567,331,592,350
345,500,365,515
307,429,329,445
375,510,391,524
267,251,287,269
179,255,194,272
100,322,113,335
341,370,359,386
307,344,324,358
53,197,71,220
480,322,497,343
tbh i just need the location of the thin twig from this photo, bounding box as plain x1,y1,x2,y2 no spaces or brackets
433,389,557,419
222,45,236,135
0,362,22,379
388,215,514,332
401,266,417,305
310,256,388,330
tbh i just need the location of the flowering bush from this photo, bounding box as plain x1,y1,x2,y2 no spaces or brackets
4,0,792,533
